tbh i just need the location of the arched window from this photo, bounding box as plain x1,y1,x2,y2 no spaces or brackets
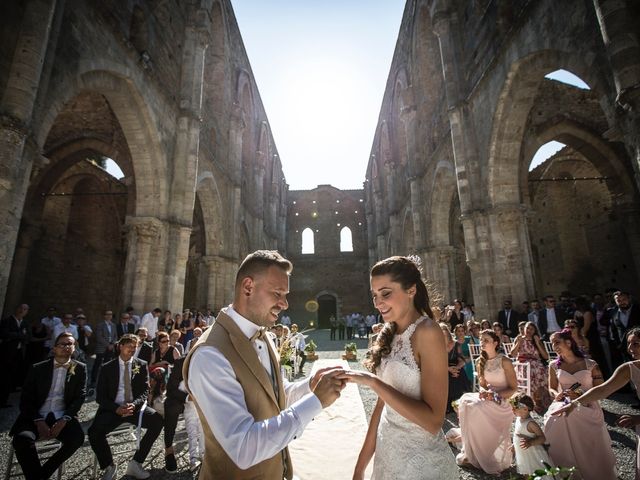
302,228,314,254
529,141,566,171
340,226,353,252
544,69,590,90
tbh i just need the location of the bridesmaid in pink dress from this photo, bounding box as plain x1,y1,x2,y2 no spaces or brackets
554,326,640,479
454,330,518,474
543,329,616,480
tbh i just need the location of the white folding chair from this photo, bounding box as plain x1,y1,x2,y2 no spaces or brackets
468,344,482,392
513,361,531,396
544,341,558,359
502,342,514,358
291,335,303,376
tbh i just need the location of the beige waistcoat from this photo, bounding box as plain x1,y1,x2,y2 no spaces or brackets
183,311,292,480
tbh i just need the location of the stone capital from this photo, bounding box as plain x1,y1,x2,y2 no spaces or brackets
125,217,163,239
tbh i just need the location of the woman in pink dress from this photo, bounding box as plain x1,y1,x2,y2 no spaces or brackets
543,329,616,480
510,321,552,413
454,329,518,474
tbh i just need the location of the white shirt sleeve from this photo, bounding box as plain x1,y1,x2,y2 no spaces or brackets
188,346,322,470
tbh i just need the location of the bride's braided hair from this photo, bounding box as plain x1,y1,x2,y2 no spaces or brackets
364,256,434,373
476,329,500,378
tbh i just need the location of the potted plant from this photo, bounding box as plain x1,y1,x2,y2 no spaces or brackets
342,342,358,361
304,340,318,361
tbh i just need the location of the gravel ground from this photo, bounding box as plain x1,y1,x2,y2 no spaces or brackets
0,329,636,479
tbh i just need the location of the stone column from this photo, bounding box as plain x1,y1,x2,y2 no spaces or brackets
409,177,426,250
203,254,226,311
0,0,58,309
619,204,640,281
122,217,163,311
593,0,640,190
3,220,43,313
164,223,192,313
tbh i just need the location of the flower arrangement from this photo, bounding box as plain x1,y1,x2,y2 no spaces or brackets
342,342,358,360
527,463,575,479
304,339,319,361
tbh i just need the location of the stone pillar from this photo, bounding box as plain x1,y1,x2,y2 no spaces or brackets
164,223,192,313
422,246,456,302
619,204,640,281
0,0,58,309
3,220,43,313
384,162,398,214
202,255,223,311
593,0,640,190
122,217,163,312
409,177,425,250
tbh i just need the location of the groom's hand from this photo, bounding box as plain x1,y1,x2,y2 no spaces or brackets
309,366,344,391
312,369,346,408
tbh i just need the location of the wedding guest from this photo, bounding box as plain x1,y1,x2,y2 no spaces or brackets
125,307,141,330
140,308,162,343
538,295,565,340
441,323,470,412
446,299,465,330
148,367,166,415
554,327,640,479
510,321,552,413
0,303,29,407
150,331,180,370
574,296,605,370
608,291,640,368
116,312,135,339
340,256,458,479
169,329,184,357
289,323,306,371
185,327,202,354
52,313,78,341
454,330,517,474
180,311,195,349
75,314,94,361
497,300,518,336
528,300,541,328
565,319,589,357
88,334,163,480
510,392,552,477
10,332,85,480
480,319,492,331
26,314,49,365
453,323,473,381
492,322,511,346
134,328,153,364
92,310,118,386
543,329,615,480
41,307,61,355
184,250,344,478
469,322,482,344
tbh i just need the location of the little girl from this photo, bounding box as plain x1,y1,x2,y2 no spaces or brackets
510,392,553,476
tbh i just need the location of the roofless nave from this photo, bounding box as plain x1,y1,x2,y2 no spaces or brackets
1,0,640,324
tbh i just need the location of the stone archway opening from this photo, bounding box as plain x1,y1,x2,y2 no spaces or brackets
4,92,134,322
317,293,337,329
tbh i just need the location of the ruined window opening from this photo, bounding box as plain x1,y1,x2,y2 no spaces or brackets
340,227,353,252
529,141,566,172
544,70,590,90
302,228,314,254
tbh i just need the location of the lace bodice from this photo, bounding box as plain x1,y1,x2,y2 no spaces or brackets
372,317,458,479
481,354,509,390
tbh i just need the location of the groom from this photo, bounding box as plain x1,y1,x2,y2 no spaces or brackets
184,250,345,479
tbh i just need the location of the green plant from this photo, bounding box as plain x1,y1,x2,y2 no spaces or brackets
526,463,575,480
304,340,317,353
344,342,358,354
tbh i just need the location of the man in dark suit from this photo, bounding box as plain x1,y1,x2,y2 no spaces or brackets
10,332,86,480
497,300,519,337
162,356,187,472
134,328,153,364
608,291,640,367
0,303,29,407
538,295,566,340
116,312,136,339
88,334,163,480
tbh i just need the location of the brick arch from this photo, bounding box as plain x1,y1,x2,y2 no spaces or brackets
37,69,167,218
522,119,637,203
487,50,609,207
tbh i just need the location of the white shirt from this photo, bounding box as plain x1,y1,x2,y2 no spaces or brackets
42,316,61,348
187,306,322,470
115,357,134,405
53,323,79,341
290,332,306,351
39,360,70,419
546,308,561,333
140,312,158,339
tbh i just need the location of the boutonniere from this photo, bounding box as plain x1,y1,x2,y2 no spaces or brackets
132,364,141,376
66,362,76,383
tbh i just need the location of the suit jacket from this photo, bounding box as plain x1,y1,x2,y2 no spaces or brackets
116,322,135,339
10,359,86,436
94,321,118,354
609,304,640,348
183,311,291,480
538,307,566,337
136,341,153,364
497,309,519,335
0,314,26,356
96,356,149,413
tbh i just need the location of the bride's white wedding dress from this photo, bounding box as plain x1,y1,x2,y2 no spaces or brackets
371,317,458,479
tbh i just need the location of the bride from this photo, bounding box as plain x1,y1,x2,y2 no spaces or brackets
339,256,458,479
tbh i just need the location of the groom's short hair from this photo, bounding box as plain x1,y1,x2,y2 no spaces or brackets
235,250,293,287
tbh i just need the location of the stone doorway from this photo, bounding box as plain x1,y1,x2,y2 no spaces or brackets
317,294,337,329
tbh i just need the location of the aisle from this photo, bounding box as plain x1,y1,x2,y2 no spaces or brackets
289,359,374,480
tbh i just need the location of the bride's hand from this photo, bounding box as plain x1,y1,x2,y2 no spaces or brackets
310,366,345,390
337,370,376,387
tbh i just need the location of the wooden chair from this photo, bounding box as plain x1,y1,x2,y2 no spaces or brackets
4,438,64,480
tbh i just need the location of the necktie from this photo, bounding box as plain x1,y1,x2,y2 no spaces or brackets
124,362,133,402
55,362,70,369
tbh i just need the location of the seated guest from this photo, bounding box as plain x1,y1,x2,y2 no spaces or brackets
492,322,511,346
88,334,163,480
169,329,184,357
185,327,202,354
134,328,153,364
149,331,180,370
289,323,307,371
10,332,86,480
440,323,470,411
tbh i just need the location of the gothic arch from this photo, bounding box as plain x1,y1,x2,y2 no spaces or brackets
487,49,610,207
427,160,457,246
195,172,225,255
